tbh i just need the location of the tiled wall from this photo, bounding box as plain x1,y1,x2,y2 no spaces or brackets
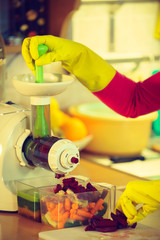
71,1,160,55
70,1,160,78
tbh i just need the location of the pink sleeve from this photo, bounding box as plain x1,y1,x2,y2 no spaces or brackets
93,71,160,118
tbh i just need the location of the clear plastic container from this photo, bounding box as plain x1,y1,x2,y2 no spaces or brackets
16,176,116,226
16,176,61,222
39,178,116,229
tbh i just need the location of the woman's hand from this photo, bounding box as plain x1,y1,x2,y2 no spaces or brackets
22,35,116,92
115,180,160,225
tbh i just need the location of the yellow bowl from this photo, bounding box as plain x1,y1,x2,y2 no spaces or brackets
69,102,158,156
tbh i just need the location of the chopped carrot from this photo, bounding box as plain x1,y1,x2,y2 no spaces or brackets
50,204,58,216
59,215,65,221
51,213,63,222
50,214,58,221
64,211,70,218
64,198,71,211
70,208,77,215
46,201,56,212
99,205,104,210
70,213,85,221
88,202,96,209
72,203,78,209
48,202,64,215
58,211,70,229
58,221,64,229
50,208,68,222
80,207,89,212
58,202,64,212
91,198,104,214
77,209,93,218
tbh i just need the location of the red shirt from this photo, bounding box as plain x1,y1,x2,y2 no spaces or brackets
93,71,160,118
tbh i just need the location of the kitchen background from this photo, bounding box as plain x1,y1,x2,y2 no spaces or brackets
1,1,160,231
1,0,160,167
0,0,160,109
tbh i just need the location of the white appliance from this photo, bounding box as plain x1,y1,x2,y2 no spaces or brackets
0,102,53,211
0,72,79,212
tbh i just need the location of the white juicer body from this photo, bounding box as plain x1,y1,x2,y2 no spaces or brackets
0,102,54,211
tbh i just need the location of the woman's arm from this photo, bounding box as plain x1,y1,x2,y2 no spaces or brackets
93,71,160,118
21,35,160,118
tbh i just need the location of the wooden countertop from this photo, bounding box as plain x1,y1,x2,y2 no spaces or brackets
0,212,52,240
0,158,159,240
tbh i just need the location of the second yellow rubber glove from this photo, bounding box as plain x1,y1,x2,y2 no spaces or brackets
115,179,160,225
22,35,116,92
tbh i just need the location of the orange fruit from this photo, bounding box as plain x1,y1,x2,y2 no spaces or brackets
60,117,88,141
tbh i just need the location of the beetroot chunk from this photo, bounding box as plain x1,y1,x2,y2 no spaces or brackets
54,178,98,195
54,184,62,194
85,215,117,233
86,182,97,192
85,210,137,233
111,210,128,229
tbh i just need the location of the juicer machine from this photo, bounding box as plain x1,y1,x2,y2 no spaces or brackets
0,73,80,212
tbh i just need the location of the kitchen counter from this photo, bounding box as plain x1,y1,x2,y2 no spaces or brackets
72,157,145,185
0,212,53,240
0,158,160,240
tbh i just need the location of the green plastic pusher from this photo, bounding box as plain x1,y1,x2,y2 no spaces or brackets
33,44,50,138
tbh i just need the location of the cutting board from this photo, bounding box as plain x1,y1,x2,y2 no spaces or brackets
39,224,160,240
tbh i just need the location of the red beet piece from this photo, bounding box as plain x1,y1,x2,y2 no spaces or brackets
55,173,65,179
85,215,117,233
54,184,62,193
62,177,79,192
89,215,103,227
85,225,95,231
54,178,99,194
86,182,97,192
111,211,128,228
93,219,117,228
74,185,86,193
101,189,108,199
131,222,137,228
85,210,137,233
62,177,77,186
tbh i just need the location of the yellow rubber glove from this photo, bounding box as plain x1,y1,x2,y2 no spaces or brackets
115,180,160,225
22,35,116,92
